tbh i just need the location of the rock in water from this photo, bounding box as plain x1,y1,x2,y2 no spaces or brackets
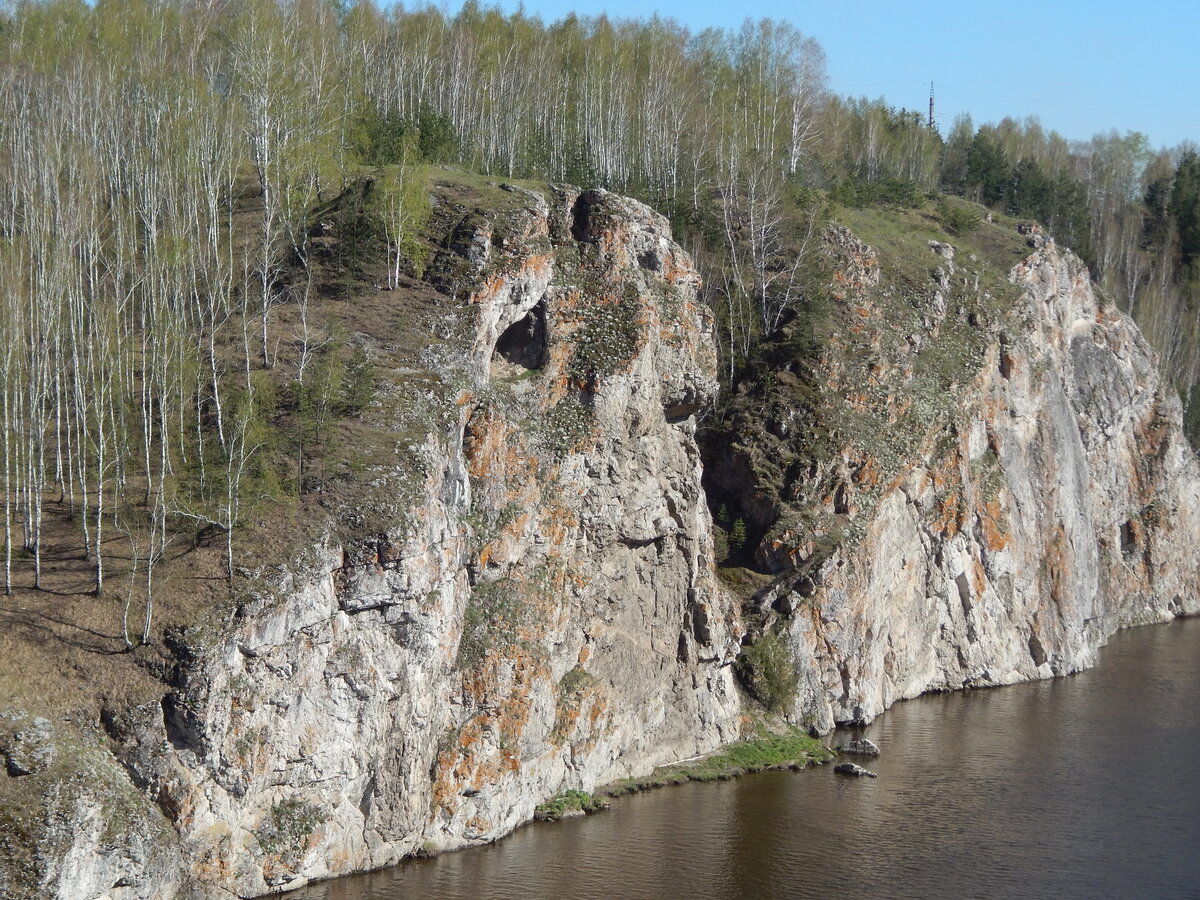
835,739,881,758
834,763,877,778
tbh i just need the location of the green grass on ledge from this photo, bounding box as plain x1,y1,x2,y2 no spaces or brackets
600,727,834,797
534,789,609,821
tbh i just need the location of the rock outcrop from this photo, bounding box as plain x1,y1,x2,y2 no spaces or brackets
833,762,877,778
6,188,1200,899
835,738,881,758
721,231,1200,732
85,186,740,898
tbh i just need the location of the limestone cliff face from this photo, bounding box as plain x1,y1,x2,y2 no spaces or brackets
98,187,741,898
15,194,1200,900
736,235,1200,732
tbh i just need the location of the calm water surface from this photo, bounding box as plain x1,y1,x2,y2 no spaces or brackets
293,618,1200,899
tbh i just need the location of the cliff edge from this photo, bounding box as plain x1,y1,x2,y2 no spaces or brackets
710,211,1200,732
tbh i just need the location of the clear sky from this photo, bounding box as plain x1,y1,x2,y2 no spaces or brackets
469,0,1198,150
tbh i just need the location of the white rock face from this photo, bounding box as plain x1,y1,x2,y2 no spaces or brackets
779,242,1200,731
98,187,741,898
0,711,188,900
17,207,1200,900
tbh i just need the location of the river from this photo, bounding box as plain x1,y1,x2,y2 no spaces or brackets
291,618,1200,899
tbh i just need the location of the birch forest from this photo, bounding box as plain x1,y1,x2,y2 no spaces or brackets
2,0,1199,645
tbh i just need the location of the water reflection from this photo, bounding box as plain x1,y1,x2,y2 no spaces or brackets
292,619,1200,899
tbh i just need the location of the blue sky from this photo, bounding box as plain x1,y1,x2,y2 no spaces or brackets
472,0,1198,150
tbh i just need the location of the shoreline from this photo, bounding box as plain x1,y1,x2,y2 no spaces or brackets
532,726,836,822
283,616,1200,897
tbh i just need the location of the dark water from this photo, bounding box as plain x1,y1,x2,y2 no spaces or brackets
293,619,1200,900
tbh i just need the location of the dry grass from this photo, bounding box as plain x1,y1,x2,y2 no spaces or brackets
0,503,229,714
0,167,529,719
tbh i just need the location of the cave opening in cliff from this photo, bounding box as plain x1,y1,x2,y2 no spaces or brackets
494,299,548,371
570,190,602,243
1120,519,1140,555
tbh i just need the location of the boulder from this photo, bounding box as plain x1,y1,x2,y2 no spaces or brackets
834,763,877,778
835,738,880,758
1,715,55,776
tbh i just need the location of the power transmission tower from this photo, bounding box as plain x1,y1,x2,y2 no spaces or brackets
928,82,935,131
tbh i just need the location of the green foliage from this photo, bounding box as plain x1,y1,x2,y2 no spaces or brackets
568,293,641,382
936,199,981,236
1140,497,1169,529
690,729,829,773
604,727,833,794
971,448,1006,502
372,163,433,281
539,396,593,457
558,664,595,697
1170,149,1200,274
456,577,523,669
534,789,606,820
274,338,380,494
314,178,382,269
729,518,748,554
255,798,325,859
1183,384,1200,446
965,130,1010,207
1006,157,1053,219
737,631,799,712
943,126,1094,267
831,177,925,209
1142,165,1174,252
551,664,598,742
414,104,461,163
822,96,943,191
339,346,376,415
353,103,459,166
287,358,341,441
353,108,418,167
938,115,974,196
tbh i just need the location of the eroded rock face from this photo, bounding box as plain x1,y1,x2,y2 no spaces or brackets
773,240,1200,731
16,199,1200,900
0,711,187,900
101,187,740,897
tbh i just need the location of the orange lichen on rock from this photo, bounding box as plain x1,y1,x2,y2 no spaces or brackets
853,456,880,487
978,498,1010,551
934,491,962,538
464,407,508,479
1041,524,1071,604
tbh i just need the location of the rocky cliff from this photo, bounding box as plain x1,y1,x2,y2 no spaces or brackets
4,188,1199,899
711,217,1200,733
3,184,742,899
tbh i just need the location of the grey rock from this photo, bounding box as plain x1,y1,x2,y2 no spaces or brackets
81,186,741,899
928,240,956,260
23,202,1200,900
781,242,1200,734
834,762,877,777
2,715,55,776
835,738,881,758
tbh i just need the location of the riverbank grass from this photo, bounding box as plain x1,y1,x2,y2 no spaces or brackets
601,727,834,797
534,789,609,821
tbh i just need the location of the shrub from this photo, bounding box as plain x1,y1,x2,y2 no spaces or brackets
737,630,799,712
936,199,981,236
831,178,925,209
